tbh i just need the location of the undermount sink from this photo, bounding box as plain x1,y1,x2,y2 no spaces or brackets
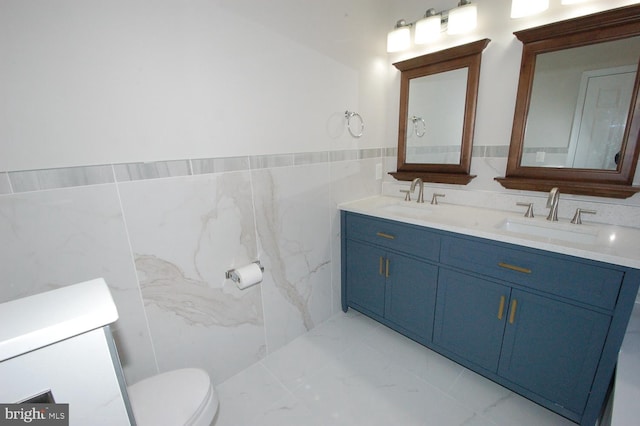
498,217,600,245
380,203,433,218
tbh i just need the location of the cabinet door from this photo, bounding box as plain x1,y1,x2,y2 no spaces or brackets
498,289,611,415
385,253,438,344
345,240,386,317
434,269,510,372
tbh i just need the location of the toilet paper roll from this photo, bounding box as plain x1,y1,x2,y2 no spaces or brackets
233,263,263,290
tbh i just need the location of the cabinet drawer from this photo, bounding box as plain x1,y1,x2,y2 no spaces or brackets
441,236,623,310
344,213,440,262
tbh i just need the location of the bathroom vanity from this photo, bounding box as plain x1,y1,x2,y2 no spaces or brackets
340,196,640,426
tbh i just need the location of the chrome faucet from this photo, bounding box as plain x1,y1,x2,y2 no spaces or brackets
546,187,560,221
410,178,425,203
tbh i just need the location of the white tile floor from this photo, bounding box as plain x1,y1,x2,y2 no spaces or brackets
213,310,578,426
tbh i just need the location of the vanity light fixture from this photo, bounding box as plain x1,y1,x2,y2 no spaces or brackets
386,1,478,53
511,0,549,19
415,9,442,44
387,19,412,53
447,0,478,35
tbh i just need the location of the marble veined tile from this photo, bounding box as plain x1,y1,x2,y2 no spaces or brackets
252,163,333,353
118,172,265,384
217,311,576,425
0,185,157,383
446,369,572,426
262,310,380,389
480,391,576,426
214,362,291,426
363,323,464,394
243,393,323,426
292,340,478,426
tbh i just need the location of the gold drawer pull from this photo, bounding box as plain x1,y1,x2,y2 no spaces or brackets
498,262,532,274
509,299,518,324
379,257,384,276
376,232,396,240
386,258,390,278
497,296,506,320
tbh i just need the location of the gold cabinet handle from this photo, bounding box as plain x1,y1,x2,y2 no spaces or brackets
386,258,390,278
376,232,396,240
497,296,506,320
379,257,384,276
498,262,532,274
509,299,518,324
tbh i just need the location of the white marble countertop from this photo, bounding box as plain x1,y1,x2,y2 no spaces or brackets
611,302,640,425
0,278,119,362
339,196,640,269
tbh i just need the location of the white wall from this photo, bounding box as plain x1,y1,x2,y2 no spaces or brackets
0,0,393,171
4,0,639,177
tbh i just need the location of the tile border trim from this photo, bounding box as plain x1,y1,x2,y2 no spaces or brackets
1,146,507,194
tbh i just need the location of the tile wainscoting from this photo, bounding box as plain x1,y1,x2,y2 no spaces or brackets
2,144,638,388
0,148,394,387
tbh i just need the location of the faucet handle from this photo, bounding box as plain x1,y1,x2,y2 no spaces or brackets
516,202,535,218
400,190,411,202
431,193,445,205
571,208,596,225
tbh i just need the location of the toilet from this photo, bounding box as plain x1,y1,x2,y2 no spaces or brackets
127,368,218,426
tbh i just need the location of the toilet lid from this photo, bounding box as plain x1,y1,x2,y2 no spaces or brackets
127,368,218,426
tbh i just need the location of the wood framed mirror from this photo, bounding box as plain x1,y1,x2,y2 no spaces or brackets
496,5,640,198
390,39,490,184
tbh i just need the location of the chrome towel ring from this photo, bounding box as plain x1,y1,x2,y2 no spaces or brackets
345,111,364,138
411,116,426,137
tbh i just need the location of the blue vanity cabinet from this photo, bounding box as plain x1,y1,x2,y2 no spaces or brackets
341,209,640,425
435,233,633,424
344,239,386,317
342,212,440,345
384,251,439,344
434,267,611,417
433,268,511,373
498,289,610,416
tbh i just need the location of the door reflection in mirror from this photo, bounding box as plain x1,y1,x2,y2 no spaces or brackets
521,36,640,170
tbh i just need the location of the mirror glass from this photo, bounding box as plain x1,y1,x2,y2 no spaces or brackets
496,4,640,198
521,37,640,170
406,68,468,165
390,38,490,185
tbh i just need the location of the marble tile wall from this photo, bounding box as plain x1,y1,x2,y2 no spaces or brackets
4,144,637,387
0,185,157,383
0,149,391,386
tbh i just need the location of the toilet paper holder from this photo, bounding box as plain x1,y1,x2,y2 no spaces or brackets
225,261,264,283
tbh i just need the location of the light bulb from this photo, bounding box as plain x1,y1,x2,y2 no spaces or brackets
415,14,441,44
387,23,411,53
447,3,477,35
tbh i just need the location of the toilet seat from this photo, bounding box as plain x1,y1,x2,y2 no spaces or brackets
127,368,218,426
